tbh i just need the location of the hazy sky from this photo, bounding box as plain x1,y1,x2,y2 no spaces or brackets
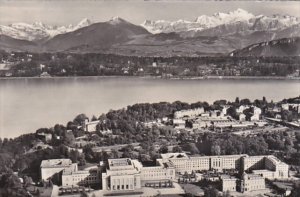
0,0,300,26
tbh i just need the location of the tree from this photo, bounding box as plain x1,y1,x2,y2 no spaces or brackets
36,188,40,197
63,131,75,146
204,186,219,197
182,143,199,155
235,97,240,104
240,98,251,105
159,145,168,154
223,190,231,197
295,132,300,142
172,146,182,153
23,176,33,188
80,191,89,197
211,144,221,155
91,115,97,121
69,150,79,163
291,181,300,197
74,114,88,125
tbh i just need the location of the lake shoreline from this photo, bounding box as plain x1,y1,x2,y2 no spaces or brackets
0,75,300,80
1,77,299,138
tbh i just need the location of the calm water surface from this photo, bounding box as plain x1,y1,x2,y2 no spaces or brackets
0,77,299,138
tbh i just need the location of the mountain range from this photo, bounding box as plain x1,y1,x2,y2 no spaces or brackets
141,9,299,35
0,9,299,56
231,37,300,57
0,18,92,41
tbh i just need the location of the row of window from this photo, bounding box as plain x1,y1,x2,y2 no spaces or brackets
112,184,133,190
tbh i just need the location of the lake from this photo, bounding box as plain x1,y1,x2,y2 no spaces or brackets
0,77,299,138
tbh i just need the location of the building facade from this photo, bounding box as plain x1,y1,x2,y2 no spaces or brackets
40,159,100,187
82,119,100,132
102,158,176,192
41,159,77,181
240,173,265,192
62,168,100,187
221,175,237,192
174,108,204,119
160,153,245,174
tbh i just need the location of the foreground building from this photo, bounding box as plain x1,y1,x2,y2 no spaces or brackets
221,175,237,192
40,159,100,187
242,155,289,179
41,159,77,181
221,173,266,193
160,153,289,180
102,158,175,191
160,153,246,174
41,153,288,194
62,168,100,187
240,173,266,192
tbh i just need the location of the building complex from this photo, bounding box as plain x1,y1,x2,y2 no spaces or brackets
40,152,289,194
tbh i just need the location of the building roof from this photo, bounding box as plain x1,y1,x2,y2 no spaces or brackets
40,159,72,168
108,158,132,167
242,172,264,180
220,175,237,180
161,152,189,159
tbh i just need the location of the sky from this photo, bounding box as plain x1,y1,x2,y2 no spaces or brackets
0,0,300,26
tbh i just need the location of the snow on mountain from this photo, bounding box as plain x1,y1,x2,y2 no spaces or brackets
0,18,93,41
142,19,208,34
195,8,254,27
74,18,92,29
141,8,300,34
251,15,299,31
108,16,129,25
142,9,254,34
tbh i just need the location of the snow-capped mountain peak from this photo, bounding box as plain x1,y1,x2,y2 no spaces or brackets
141,8,299,35
196,8,254,25
75,18,92,29
0,18,94,41
142,8,257,34
109,16,128,25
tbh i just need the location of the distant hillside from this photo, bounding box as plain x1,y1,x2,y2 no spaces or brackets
230,37,300,57
43,17,151,52
0,35,38,52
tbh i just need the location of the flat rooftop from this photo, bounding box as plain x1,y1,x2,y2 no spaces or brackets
41,159,72,168
108,158,132,167
161,152,189,159
220,175,237,180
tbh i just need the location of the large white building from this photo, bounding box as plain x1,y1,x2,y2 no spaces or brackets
240,173,265,192
282,103,300,113
42,153,288,194
221,175,237,192
159,153,289,179
174,108,204,119
40,159,100,187
160,153,245,174
102,158,176,192
62,168,100,187
83,119,100,132
102,153,288,194
242,155,289,179
41,159,77,181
